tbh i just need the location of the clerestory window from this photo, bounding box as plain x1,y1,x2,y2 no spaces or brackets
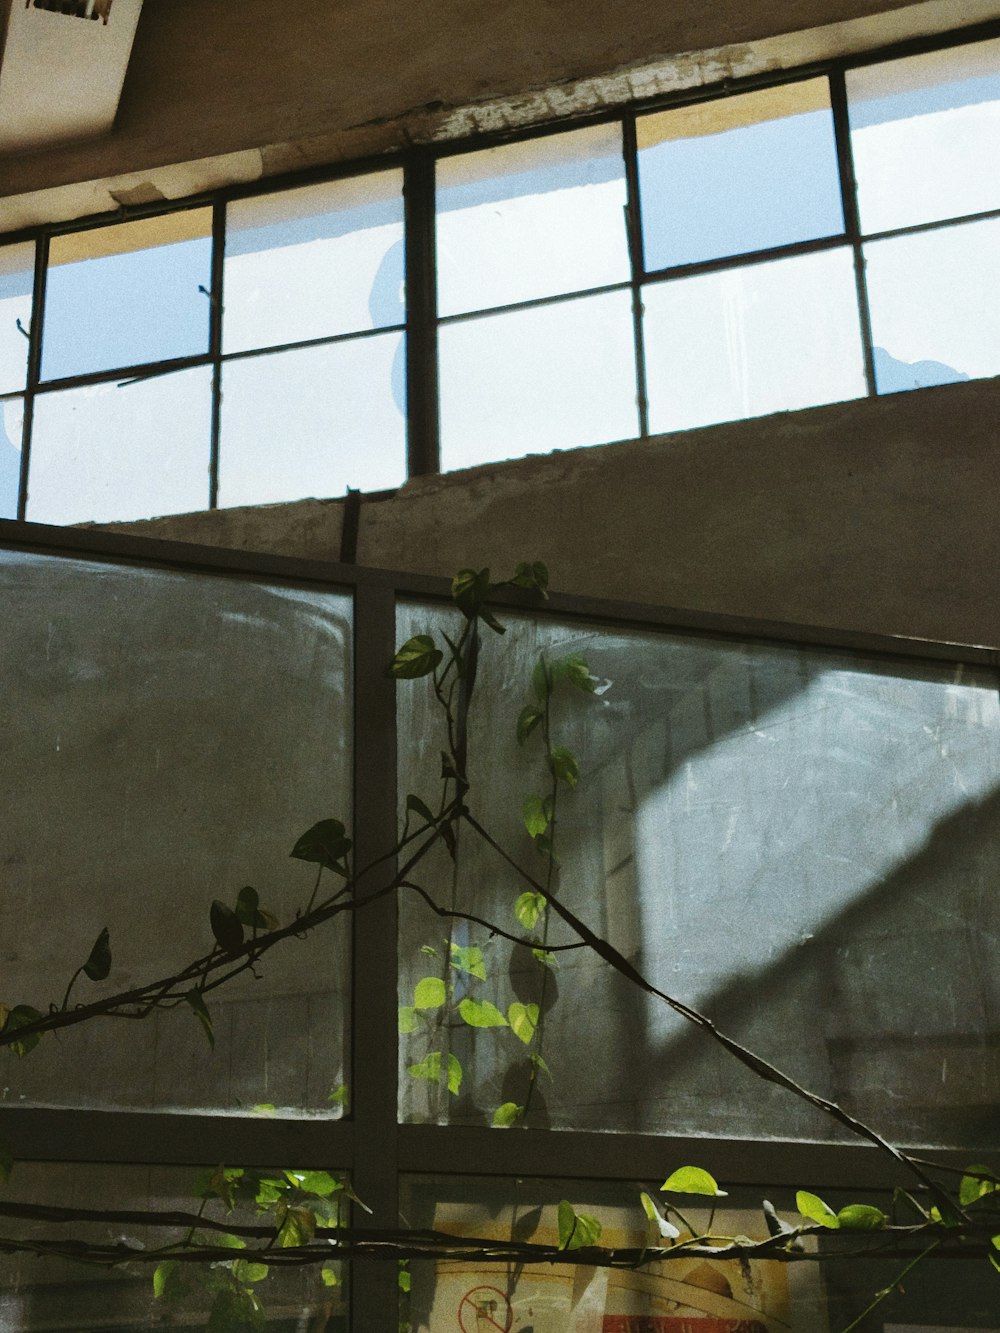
2,26,1000,524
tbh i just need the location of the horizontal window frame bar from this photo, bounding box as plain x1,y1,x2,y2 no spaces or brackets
436,278,633,327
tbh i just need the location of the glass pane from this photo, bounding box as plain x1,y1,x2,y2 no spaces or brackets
42,210,212,381
0,242,33,393
401,1176,1000,1332
0,1163,347,1328
848,36,1000,234
0,549,352,1115
865,217,1000,393
397,602,1000,1148
218,333,406,506
439,290,638,469
0,396,23,518
224,170,405,353
26,365,212,524
436,124,630,317
638,78,844,270
644,247,866,434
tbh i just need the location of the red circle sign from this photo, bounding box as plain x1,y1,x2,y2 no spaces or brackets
458,1284,514,1333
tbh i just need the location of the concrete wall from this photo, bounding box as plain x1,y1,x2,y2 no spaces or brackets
102,376,1000,650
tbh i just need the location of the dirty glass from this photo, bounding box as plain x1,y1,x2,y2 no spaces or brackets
400,1176,1000,1332
865,215,1000,393
42,211,212,381
0,242,33,394
643,247,866,433
438,290,638,470
397,602,1000,1149
848,36,1000,234
436,123,630,316
224,170,405,353
0,550,352,1116
0,1163,347,1329
218,333,406,506
637,78,844,271
26,365,212,524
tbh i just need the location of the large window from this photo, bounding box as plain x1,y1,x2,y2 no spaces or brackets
2,25,1000,522
1,519,998,1329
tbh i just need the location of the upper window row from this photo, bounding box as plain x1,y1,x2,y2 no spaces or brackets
2,33,1000,525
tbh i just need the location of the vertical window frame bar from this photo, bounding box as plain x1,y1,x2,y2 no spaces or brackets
829,66,878,399
17,234,48,522
622,112,650,440
207,200,226,509
404,153,440,476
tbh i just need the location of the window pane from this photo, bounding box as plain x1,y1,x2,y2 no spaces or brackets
439,291,638,469
219,333,406,506
401,1176,1000,1332
436,124,630,317
848,36,1000,233
224,170,405,353
398,604,1000,1148
0,549,352,1116
26,365,212,524
644,248,866,434
638,78,844,270
0,242,32,393
0,396,23,517
42,210,212,381
865,216,1000,393
0,1163,348,1327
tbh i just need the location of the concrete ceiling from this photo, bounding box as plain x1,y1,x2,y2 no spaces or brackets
2,0,998,220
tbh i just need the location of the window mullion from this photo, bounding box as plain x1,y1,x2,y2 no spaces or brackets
830,66,878,399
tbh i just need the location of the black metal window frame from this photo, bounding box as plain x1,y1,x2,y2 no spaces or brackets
2,17,1000,522
0,513,997,1329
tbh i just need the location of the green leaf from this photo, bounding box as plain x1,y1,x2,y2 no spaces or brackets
406,794,436,825
235,886,278,931
556,653,596,693
414,976,447,1010
407,1052,442,1084
3,1005,43,1058
511,561,549,597
451,567,491,618
449,943,486,980
990,1235,1000,1276
557,1200,602,1251
640,1191,681,1240
508,1001,539,1045
662,1167,728,1198
532,659,551,702
795,1190,840,1229
185,989,214,1049
253,1176,288,1206
322,1263,341,1287
532,947,558,969
446,1052,462,1096
458,997,508,1028
516,704,544,745
82,926,111,981
210,899,244,953
388,634,443,679
492,1101,523,1127
397,1261,410,1292
289,818,352,875
836,1204,888,1231
288,1170,342,1198
233,1258,269,1284
196,1168,244,1211
521,794,549,838
0,1137,12,1184
153,1259,182,1300
278,1205,317,1248
328,1083,348,1106
529,1051,551,1078
548,746,579,788
251,1103,276,1117
207,1284,265,1333
514,891,546,931
960,1165,1000,1206
398,1005,419,1033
